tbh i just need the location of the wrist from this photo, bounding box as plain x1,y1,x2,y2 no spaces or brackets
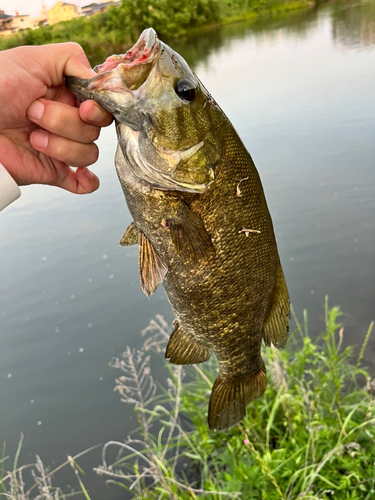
0,163,21,211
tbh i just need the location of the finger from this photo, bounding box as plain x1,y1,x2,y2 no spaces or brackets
44,85,77,106
30,129,99,167
60,42,96,79
51,160,100,194
79,100,114,128
36,42,96,87
27,99,100,144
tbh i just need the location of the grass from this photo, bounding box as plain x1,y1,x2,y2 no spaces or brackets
2,298,374,499
0,439,99,500
96,298,375,499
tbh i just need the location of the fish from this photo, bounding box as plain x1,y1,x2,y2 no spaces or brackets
66,28,290,431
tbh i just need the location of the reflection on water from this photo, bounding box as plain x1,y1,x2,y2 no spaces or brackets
169,7,322,69
332,0,375,48
1,0,375,497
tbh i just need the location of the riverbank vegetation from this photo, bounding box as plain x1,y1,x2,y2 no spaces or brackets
2,299,374,499
0,0,312,60
93,300,375,499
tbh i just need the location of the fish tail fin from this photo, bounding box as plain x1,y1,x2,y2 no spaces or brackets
208,361,267,431
166,320,211,365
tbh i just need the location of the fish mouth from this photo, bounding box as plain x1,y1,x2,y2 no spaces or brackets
65,28,160,117
94,28,159,75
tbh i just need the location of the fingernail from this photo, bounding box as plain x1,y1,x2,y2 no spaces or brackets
32,129,48,149
88,105,106,123
27,100,45,121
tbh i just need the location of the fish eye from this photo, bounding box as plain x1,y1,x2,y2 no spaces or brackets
174,79,196,103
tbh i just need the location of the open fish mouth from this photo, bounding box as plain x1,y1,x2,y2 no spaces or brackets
65,28,161,113
90,28,160,92
94,27,159,75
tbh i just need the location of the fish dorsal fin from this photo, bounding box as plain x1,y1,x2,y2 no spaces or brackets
119,222,138,247
208,362,267,431
138,232,168,298
263,264,290,348
165,205,214,260
166,320,211,365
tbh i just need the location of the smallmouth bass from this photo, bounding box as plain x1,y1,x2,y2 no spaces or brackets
66,28,290,431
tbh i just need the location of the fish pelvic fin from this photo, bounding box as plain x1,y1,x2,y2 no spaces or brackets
263,264,290,349
119,222,138,247
165,203,214,261
166,320,211,365
138,232,168,298
208,361,267,431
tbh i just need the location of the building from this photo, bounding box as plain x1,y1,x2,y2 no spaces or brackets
0,10,34,36
81,3,107,16
48,2,80,25
0,9,11,36
81,1,121,17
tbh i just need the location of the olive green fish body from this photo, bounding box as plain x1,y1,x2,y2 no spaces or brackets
116,117,285,430
66,28,289,431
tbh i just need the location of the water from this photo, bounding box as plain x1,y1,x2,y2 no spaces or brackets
1,0,375,496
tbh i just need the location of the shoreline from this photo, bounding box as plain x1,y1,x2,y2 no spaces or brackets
0,0,316,58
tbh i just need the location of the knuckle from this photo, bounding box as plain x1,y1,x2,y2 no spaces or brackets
84,125,100,143
53,140,98,167
87,144,99,165
48,110,62,132
65,42,84,55
45,105,69,134
54,138,70,160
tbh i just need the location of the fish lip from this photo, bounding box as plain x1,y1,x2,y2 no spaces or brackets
65,28,161,107
65,76,96,102
94,28,159,74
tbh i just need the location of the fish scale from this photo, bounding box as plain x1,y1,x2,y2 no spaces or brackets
66,27,289,431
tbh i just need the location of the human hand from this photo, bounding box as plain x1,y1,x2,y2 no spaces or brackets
0,43,113,194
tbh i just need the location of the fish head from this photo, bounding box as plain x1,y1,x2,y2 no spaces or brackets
66,28,221,193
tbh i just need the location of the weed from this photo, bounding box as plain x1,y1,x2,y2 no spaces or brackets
2,300,374,499
97,300,375,499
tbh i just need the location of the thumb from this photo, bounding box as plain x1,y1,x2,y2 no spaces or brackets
60,42,97,79
36,42,96,86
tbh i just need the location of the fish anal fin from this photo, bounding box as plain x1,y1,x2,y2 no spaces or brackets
120,222,138,247
166,205,214,260
208,362,267,431
166,320,211,365
138,232,168,298
263,264,290,349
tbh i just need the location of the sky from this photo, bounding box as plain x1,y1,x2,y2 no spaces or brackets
0,0,83,18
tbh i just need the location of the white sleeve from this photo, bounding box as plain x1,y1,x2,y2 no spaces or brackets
0,163,21,211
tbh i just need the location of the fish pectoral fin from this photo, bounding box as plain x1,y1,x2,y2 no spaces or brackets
165,320,211,365
208,362,267,431
166,204,214,260
263,264,290,349
120,222,138,247
138,232,168,298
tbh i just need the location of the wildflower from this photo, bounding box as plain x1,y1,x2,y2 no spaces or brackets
244,439,249,445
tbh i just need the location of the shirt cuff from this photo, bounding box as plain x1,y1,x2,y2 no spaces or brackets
0,163,21,211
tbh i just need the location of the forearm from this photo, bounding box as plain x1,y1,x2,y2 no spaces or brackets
0,163,21,211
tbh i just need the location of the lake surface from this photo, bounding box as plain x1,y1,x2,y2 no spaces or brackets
1,0,375,496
